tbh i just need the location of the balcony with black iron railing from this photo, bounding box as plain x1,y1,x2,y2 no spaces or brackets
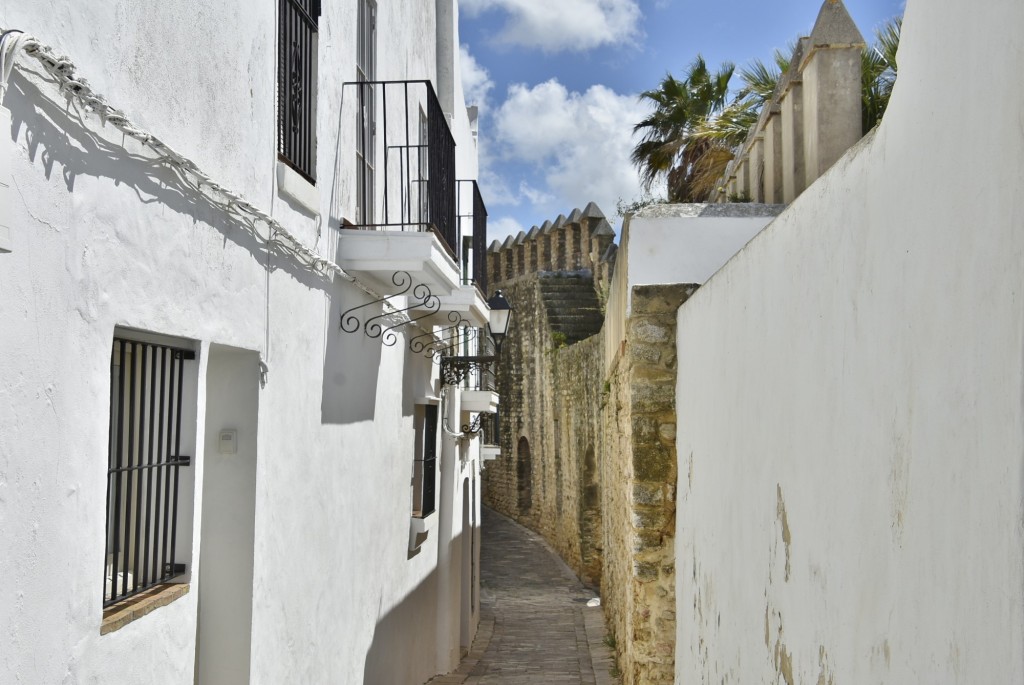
337,80,492,329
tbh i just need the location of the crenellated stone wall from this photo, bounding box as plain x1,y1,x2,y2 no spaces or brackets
486,202,616,297
714,0,865,204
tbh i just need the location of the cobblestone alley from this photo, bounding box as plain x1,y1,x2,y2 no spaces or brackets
427,508,619,685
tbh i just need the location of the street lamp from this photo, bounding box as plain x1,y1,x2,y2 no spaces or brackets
485,290,512,352
440,290,513,386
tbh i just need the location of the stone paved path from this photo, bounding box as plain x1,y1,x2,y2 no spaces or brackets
427,508,619,685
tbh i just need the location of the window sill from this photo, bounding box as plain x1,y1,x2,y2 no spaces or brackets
100,583,190,635
276,161,319,215
409,509,437,551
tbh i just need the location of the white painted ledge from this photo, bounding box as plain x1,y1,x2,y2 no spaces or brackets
409,510,437,551
337,229,462,297
481,446,501,462
276,161,319,214
460,390,499,414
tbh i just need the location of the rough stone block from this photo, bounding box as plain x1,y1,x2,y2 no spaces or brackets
630,343,662,364
634,529,664,552
633,506,669,531
634,561,659,582
658,422,676,442
630,382,675,413
631,416,658,442
631,321,671,344
633,443,674,481
632,482,665,506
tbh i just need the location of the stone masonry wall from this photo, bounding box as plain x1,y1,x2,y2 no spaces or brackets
601,284,697,685
481,202,695,684
481,270,606,586
552,334,606,586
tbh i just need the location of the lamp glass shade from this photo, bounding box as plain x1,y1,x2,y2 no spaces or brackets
486,290,512,344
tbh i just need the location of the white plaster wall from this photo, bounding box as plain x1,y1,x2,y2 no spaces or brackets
603,206,780,374
674,0,1024,682
0,1,482,683
621,213,780,294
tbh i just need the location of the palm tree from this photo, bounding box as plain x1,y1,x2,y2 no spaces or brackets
630,56,734,202
684,46,793,199
862,17,901,132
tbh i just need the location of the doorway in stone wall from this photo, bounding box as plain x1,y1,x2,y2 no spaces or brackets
517,437,532,513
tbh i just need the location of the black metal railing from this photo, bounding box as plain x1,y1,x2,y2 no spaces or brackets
344,80,457,256
104,338,193,607
458,180,488,295
414,404,438,517
278,0,320,183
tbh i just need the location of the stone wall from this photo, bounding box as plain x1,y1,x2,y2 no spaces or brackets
601,284,696,685
482,267,607,585
482,199,703,684
481,204,612,586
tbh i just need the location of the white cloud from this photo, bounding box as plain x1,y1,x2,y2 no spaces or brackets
517,180,555,206
490,78,650,220
460,0,642,52
460,44,494,110
489,216,526,242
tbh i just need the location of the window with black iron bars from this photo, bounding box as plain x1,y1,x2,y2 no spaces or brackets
277,0,320,183
104,338,193,607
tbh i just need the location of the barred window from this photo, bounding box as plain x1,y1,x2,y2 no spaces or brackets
278,0,320,183
413,404,438,518
104,337,196,608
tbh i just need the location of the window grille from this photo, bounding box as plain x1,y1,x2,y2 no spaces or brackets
104,338,193,607
278,0,320,183
413,404,438,518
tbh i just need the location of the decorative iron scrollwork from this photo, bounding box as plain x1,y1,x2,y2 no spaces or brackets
289,41,303,134
340,271,476,358
460,413,483,436
409,312,476,361
341,271,414,333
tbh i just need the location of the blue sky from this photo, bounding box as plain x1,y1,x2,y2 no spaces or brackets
457,0,905,241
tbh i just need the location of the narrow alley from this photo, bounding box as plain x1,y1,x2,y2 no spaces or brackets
428,509,618,685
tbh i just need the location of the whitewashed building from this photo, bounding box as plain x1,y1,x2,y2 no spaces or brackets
0,2,496,683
